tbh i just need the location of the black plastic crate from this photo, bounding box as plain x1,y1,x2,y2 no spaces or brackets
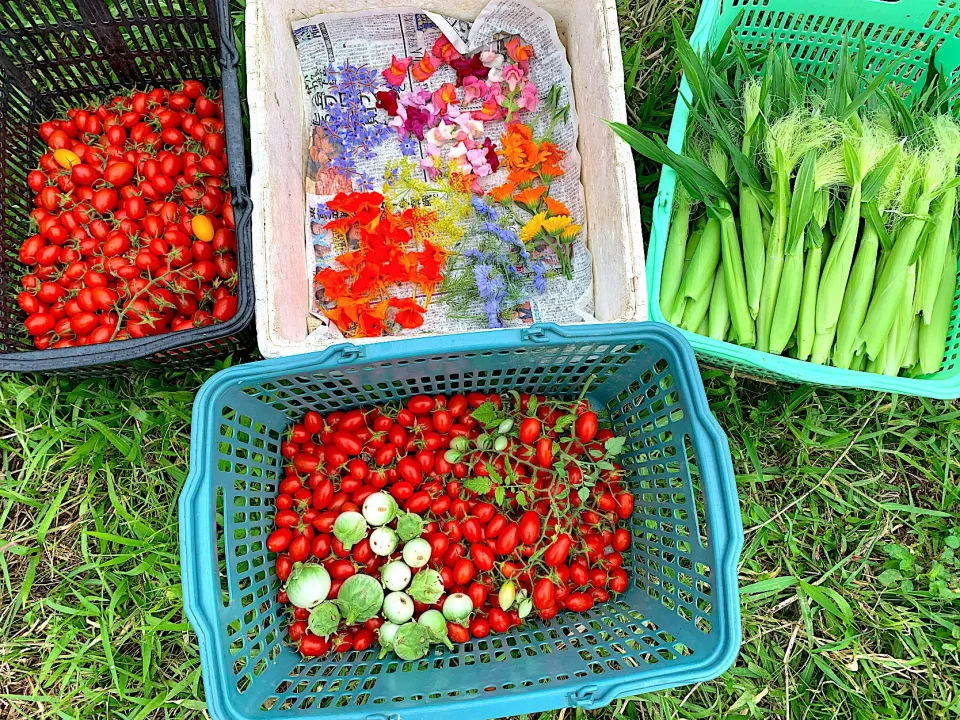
0,0,253,373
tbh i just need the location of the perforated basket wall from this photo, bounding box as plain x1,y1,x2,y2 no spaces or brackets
179,323,742,720
0,0,254,374
647,0,960,398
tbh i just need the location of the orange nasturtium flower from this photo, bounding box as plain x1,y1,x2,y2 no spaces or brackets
389,296,426,329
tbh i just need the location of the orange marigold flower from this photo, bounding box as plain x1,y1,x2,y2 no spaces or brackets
489,181,518,203
513,185,547,211
539,162,564,179
544,196,570,216
507,169,537,186
500,123,540,171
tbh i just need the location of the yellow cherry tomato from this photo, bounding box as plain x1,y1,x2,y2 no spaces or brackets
192,214,215,242
53,149,81,169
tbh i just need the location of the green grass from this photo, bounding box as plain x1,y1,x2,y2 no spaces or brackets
1,1,959,718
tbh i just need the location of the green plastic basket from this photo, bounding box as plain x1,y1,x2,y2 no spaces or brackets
647,0,960,399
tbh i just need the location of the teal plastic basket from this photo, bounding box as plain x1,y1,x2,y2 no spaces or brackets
179,323,742,720
647,0,960,399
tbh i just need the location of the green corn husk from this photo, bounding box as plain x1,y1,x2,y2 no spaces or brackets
917,117,960,323
741,80,766,320
681,269,714,332
685,215,707,265
918,185,958,323
660,187,693,323
815,122,899,350
770,153,845,356
697,315,709,337
758,111,838,352
850,351,867,372
918,241,958,374
709,142,755,346
902,314,921,371
889,265,918,373
797,227,827,361
707,264,730,341
858,149,953,359
832,155,904,369
674,217,721,325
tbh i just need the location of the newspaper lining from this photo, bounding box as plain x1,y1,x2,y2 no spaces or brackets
292,0,594,340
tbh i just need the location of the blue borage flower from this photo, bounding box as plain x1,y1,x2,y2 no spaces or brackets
321,61,389,184
441,198,553,329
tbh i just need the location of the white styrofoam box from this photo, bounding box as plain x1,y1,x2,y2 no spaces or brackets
247,0,645,358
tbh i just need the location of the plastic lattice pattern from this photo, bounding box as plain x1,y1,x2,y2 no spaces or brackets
180,323,742,720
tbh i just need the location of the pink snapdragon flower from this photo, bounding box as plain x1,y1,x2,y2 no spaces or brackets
502,64,525,92
517,83,539,113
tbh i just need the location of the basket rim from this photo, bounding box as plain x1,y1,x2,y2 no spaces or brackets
179,322,744,719
645,0,960,400
0,0,254,372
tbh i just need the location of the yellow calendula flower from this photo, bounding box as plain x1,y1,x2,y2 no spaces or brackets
541,215,572,235
560,223,582,240
520,212,547,243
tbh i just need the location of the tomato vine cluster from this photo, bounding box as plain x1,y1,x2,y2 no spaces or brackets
269,389,635,659
17,81,239,348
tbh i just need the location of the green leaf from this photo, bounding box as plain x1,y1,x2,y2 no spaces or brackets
463,475,493,496
799,581,853,624
494,486,506,506
396,511,425,543
739,576,797,596
517,491,528,507
878,502,953,518
672,18,710,103
470,402,503,429
604,436,627,457
838,50,910,122
553,414,577,433
877,569,904,586
863,202,893,252
604,120,735,209
578,486,590,503
527,395,539,415
485,464,503,484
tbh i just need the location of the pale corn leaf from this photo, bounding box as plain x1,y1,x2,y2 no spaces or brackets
786,150,818,253
843,139,861,184
883,85,916,137
863,202,894,252
863,146,903,202
838,53,906,122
